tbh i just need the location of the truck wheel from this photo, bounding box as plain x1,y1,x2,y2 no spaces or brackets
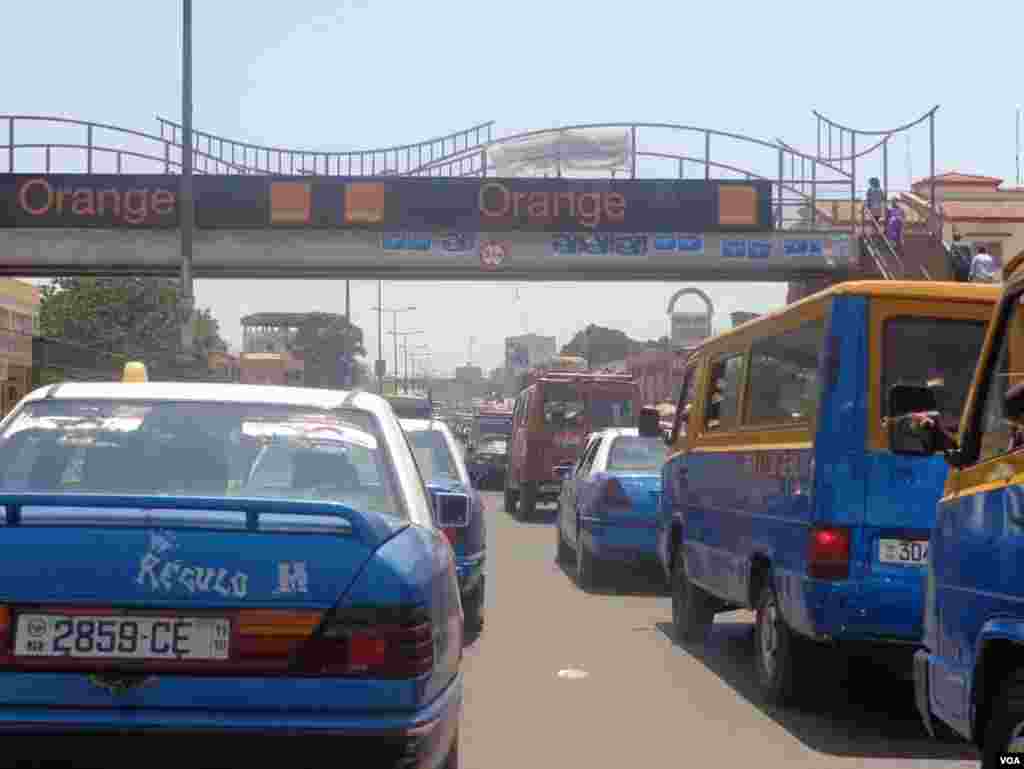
504,483,517,516
519,482,537,521
671,549,714,643
981,673,1024,769
556,519,573,564
753,579,807,706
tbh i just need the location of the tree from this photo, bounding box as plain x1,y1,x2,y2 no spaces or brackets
286,313,367,389
39,277,228,361
560,324,635,366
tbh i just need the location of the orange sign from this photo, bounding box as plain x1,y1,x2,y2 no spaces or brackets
718,185,758,227
345,183,386,224
270,182,311,225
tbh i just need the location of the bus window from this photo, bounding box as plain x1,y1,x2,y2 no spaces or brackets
705,354,744,431
542,382,585,429
882,315,988,438
746,320,824,427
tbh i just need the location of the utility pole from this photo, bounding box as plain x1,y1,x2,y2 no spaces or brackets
376,281,383,393
372,303,415,394
344,280,351,387
179,0,195,357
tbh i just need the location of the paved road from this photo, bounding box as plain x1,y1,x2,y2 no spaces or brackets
461,490,980,769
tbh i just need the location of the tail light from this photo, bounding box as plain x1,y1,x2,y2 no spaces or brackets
0,606,9,654
600,478,633,511
442,527,459,546
808,527,851,580
236,609,322,661
296,607,434,678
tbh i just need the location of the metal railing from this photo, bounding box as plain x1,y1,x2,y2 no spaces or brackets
1,115,495,177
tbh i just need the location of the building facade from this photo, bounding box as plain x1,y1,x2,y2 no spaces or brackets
0,279,40,415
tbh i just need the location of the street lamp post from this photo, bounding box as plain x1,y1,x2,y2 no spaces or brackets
389,331,424,393
372,303,415,394
179,0,195,356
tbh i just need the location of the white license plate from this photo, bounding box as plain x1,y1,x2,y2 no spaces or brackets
15,614,231,661
878,539,929,565
541,483,561,492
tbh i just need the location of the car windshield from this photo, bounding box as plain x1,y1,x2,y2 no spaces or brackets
882,317,988,435
407,428,462,484
0,399,406,519
589,394,635,429
606,436,668,472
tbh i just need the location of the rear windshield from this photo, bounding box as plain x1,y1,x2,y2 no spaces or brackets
607,436,668,472
542,382,586,429
882,316,988,435
406,429,463,485
0,399,406,519
589,395,635,429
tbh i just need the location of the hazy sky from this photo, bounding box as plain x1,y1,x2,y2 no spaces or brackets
5,1,1022,376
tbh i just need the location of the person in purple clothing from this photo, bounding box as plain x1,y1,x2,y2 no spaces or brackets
886,200,905,253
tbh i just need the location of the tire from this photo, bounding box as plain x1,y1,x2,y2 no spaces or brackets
753,579,807,707
442,727,460,769
463,578,484,640
556,518,573,564
576,528,600,591
504,482,517,516
981,673,1024,769
519,482,537,521
670,549,714,644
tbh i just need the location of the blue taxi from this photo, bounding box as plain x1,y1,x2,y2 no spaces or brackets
401,418,486,639
0,364,464,766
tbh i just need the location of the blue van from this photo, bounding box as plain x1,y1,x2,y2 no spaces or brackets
657,281,999,705
902,255,1024,768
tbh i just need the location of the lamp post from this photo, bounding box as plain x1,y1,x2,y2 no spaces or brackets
179,0,195,356
409,344,430,393
371,303,415,394
389,331,424,393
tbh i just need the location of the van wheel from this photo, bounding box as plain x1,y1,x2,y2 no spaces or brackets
753,580,806,706
671,549,714,643
504,483,517,516
519,482,537,520
981,673,1024,769
463,579,484,642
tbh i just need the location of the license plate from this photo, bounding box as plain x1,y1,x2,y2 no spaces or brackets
541,483,561,492
15,614,231,661
878,539,929,565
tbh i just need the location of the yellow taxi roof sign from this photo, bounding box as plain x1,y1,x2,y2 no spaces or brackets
123,361,148,383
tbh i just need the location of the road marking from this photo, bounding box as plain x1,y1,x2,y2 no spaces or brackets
557,668,589,680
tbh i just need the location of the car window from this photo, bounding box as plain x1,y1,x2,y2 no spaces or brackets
589,395,634,429
406,428,462,484
607,436,668,472
971,296,1024,463
578,436,603,476
883,315,988,438
0,400,407,519
672,363,699,441
705,354,745,431
746,320,824,427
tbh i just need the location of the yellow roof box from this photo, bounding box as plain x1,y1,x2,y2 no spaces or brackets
123,361,148,383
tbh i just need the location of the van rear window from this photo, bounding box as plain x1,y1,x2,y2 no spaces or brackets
542,383,585,428
882,317,988,434
607,436,667,471
590,396,634,429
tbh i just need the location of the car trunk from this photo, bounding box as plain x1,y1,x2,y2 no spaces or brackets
0,494,430,714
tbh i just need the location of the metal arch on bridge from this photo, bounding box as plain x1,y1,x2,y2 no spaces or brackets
0,108,937,281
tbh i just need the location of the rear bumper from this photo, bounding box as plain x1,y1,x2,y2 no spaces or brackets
794,573,926,645
0,670,462,744
580,518,658,563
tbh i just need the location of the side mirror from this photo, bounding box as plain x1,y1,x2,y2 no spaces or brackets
887,384,940,455
431,490,471,528
1006,382,1024,422
553,464,573,481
